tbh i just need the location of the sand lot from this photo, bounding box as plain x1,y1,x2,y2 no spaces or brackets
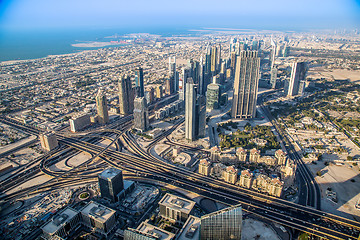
308,69,360,82
307,159,360,220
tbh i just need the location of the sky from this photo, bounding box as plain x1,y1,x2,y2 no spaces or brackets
0,0,359,31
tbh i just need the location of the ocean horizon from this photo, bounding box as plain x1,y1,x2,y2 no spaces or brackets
0,27,193,62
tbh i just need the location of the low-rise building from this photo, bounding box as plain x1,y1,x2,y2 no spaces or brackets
159,193,196,223
177,215,200,240
80,201,116,237
198,159,211,176
275,149,287,165
127,220,175,240
239,169,253,188
236,147,247,162
249,148,260,163
69,113,91,132
41,207,80,239
39,132,58,151
223,165,238,184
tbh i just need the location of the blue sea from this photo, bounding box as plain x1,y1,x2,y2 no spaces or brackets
0,27,191,62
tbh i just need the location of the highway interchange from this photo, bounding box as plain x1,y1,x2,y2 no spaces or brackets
1,98,360,240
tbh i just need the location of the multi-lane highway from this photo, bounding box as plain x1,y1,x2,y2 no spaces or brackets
43,126,357,240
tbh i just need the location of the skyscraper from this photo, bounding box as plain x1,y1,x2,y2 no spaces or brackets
169,56,177,91
165,77,174,95
270,67,278,89
216,44,221,73
198,56,207,96
133,97,149,132
118,75,134,115
200,204,242,240
135,67,144,97
210,45,218,74
205,45,212,75
179,67,191,101
206,83,220,112
185,78,196,141
96,89,109,124
196,95,206,138
231,51,260,119
270,39,276,69
288,62,307,97
98,168,124,202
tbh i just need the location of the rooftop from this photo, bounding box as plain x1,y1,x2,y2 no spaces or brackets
158,193,195,215
177,215,200,240
81,201,116,223
41,207,79,235
136,221,175,240
98,168,122,181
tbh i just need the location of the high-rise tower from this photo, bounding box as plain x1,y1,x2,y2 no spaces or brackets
96,89,109,124
288,62,307,97
98,168,124,202
134,67,144,97
169,56,177,91
231,51,260,119
133,97,149,132
118,75,134,115
185,78,196,141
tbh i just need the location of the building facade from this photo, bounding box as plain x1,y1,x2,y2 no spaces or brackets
96,89,109,124
206,83,220,112
39,132,58,151
185,79,196,140
288,62,307,97
159,193,196,224
133,97,149,132
200,204,242,240
98,168,124,202
119,75,134,115
69,113,91,132
231,51,260,119
135,67,145,98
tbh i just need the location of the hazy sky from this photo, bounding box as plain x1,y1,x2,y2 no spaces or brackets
0,0,359,31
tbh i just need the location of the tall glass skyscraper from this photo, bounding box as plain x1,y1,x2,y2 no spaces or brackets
231,51,260,119
288,61,307,97
200,204,242,240
135,67,145,97
96,89,109,124
118,75,134,115
98,168,124,202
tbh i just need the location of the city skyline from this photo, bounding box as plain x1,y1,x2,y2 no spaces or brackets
1,2,360,239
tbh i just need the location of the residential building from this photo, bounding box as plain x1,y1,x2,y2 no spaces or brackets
223,166,238,184
249,148,260,163
236,147,247,162
198,159,211,176
239,170,253,188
